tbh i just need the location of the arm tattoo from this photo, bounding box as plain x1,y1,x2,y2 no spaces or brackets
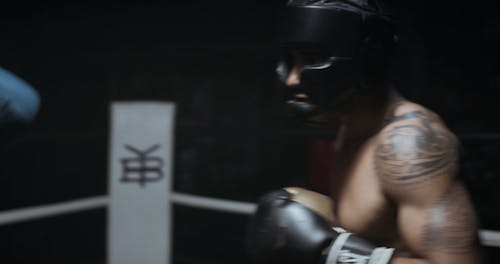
422,184,479,253
376,110,459,187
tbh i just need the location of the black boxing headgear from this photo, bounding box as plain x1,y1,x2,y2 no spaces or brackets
276,0,396,122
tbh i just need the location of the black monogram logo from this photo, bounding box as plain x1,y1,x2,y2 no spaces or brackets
338,250,369,263
120,144,164,187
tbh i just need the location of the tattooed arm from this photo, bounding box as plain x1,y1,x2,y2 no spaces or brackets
375,111,483,264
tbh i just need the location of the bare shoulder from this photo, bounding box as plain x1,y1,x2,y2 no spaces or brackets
373,101,483,260
374,100,460,198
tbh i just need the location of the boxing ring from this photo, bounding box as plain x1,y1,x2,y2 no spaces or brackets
0,101,499,264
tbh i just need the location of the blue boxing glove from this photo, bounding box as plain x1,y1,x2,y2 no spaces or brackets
0,66,40,125
246,187,394,264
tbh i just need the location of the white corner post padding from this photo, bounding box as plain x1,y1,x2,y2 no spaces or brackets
107,102,175,264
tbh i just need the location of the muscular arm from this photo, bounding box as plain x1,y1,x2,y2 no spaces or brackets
375,111,483,264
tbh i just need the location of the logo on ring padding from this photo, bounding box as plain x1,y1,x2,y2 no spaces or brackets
120,144,164,187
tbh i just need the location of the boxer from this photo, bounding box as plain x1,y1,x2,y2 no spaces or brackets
247,1,484,263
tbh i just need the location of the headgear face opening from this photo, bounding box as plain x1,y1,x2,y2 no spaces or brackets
276,1,395,123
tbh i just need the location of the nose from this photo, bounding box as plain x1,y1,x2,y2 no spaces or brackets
285,66,302,87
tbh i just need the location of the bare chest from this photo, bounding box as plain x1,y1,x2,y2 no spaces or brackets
330,139,399,245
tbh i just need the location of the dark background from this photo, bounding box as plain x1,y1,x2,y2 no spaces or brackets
0,0,499,263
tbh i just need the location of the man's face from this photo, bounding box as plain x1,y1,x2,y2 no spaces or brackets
278,47,361,124
278,48,330,123
281,48,330,90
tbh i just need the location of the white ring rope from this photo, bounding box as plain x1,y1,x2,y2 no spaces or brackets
170,192,257,215
0,193,499,248
0,196,109,226
479,230,500,248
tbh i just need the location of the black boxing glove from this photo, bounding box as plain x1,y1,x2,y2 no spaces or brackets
246,187,394,264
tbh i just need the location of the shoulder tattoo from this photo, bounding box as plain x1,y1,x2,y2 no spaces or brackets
422,184,479,253
375,110,459,187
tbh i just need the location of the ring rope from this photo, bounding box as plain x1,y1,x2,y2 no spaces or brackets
0,196,109,225
0,193,498,247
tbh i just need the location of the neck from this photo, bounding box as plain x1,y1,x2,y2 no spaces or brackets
339,87,400,141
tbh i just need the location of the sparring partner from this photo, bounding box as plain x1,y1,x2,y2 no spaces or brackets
247,0,484,263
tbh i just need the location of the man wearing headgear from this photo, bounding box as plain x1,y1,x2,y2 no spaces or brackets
247,0,484,263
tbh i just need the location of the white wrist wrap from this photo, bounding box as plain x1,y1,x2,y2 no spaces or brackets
326,232,354,264
325,229,394,264
368,247,395,264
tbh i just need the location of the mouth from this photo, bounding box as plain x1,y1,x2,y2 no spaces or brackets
286,92,314,106
285,93,341,127
285,93,317,121
293,93,309,100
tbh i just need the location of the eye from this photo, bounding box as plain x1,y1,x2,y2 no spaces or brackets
301,53,330,66
303,56,352,70
294,50,333,69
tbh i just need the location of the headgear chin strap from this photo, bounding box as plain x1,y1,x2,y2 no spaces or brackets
276,1,396,124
